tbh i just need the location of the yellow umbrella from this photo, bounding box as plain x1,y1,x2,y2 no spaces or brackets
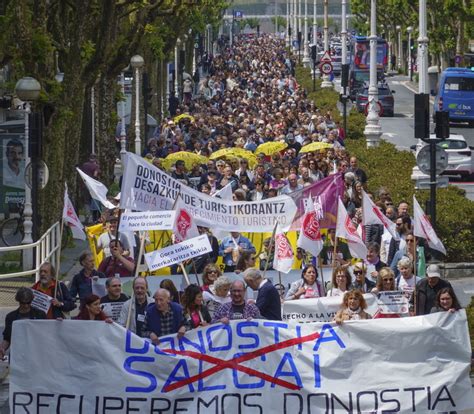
162,151,207,171
173,114,195,123
210,148,257,167
255,141,288,156
299,142,333,153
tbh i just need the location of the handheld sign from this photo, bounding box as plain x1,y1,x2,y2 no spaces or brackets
376,291,410,314
144,234,212,272
119,211,176,232
31,290,53,314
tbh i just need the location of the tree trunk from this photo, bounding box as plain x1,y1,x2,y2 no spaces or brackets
96,75,118,186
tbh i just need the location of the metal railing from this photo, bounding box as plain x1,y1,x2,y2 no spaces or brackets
0,221,61,281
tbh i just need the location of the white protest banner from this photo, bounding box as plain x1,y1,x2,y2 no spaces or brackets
119,211,176,232
31,290,52,314
144,234,212,272
10,313,473,413
120,152,297,232
100,302,126,322
375,290,410,314
282,294,378,323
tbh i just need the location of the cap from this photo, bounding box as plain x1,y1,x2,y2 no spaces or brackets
426,264,441,278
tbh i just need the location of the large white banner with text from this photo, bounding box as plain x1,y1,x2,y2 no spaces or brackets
282,294,378,323
10,313,473,413
120,152,297,232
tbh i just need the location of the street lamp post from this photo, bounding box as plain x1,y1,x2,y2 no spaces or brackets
14,77,41,269
321,0,333,88
313,0,317,48
130,54,144,155
406,26,413,81
303,0,310,64
396,25,402,71
363,0,382,147
119,72,127,157
286,0,290,45
174,39,180,96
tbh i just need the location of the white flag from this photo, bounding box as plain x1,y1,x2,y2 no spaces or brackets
62,187,86,240
362,190,400,241
172,197,200,243
413,196,446,255
273,225,294,273
76,167,116,210
336,198,367,259
297,198,323,257
211,183,233,240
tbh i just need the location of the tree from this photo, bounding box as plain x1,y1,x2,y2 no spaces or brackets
0,0,227,234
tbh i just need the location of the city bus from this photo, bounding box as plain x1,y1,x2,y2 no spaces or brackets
348,36,388,100
434,67,474,127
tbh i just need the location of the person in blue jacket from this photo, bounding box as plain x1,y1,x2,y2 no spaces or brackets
243,268,282,320
143,289,185,345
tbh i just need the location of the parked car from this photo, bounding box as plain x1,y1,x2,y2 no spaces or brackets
355,85,395,117
411,134,474,180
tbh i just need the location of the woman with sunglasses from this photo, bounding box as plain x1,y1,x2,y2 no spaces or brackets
351,262,375,292
372,267,401,319
201,264,221,292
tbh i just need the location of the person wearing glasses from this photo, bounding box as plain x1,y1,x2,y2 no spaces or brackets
351,262,376,293
372,267,401,319
327,266,352,297
201,264,222,292
211,280,261,324
1,288,47,358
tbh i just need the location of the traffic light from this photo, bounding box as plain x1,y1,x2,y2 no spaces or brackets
288,25,292,37
297,31,302,46
414,93,430,140
311,45,317,61
435,111,450,139
179,50,185,72
341,64,349,88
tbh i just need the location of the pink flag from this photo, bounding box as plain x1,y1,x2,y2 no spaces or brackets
336,198,367,259
297,198,323,257
273,225,294,273
413,196,446,255
362,190,399,241
173,197,199,243
62,187,86,240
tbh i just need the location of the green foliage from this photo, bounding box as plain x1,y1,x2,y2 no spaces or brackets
80,40,96,62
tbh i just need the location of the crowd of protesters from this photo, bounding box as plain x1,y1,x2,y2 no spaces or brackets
1,33,463,355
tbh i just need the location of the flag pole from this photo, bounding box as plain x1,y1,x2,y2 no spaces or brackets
318,254,326,296
263,222,279,279
53,218,65,299
413,235,418,316
125,231,147,330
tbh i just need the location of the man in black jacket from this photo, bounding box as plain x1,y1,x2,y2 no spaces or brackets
243,268,281,321
412,264,452,315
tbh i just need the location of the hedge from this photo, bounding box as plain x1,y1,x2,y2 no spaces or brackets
296,65,474,262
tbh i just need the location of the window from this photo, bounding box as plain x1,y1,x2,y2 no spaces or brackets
444,76,474,92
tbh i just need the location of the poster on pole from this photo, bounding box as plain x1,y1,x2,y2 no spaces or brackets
144,234,212,272
119,211,176,232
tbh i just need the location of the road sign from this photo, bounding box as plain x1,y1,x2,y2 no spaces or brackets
416,145,448,175
25,161,49,190
320,51,332,63
364,101,383,116
320,62,333,75
233,10,243,20
414,176,449,189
